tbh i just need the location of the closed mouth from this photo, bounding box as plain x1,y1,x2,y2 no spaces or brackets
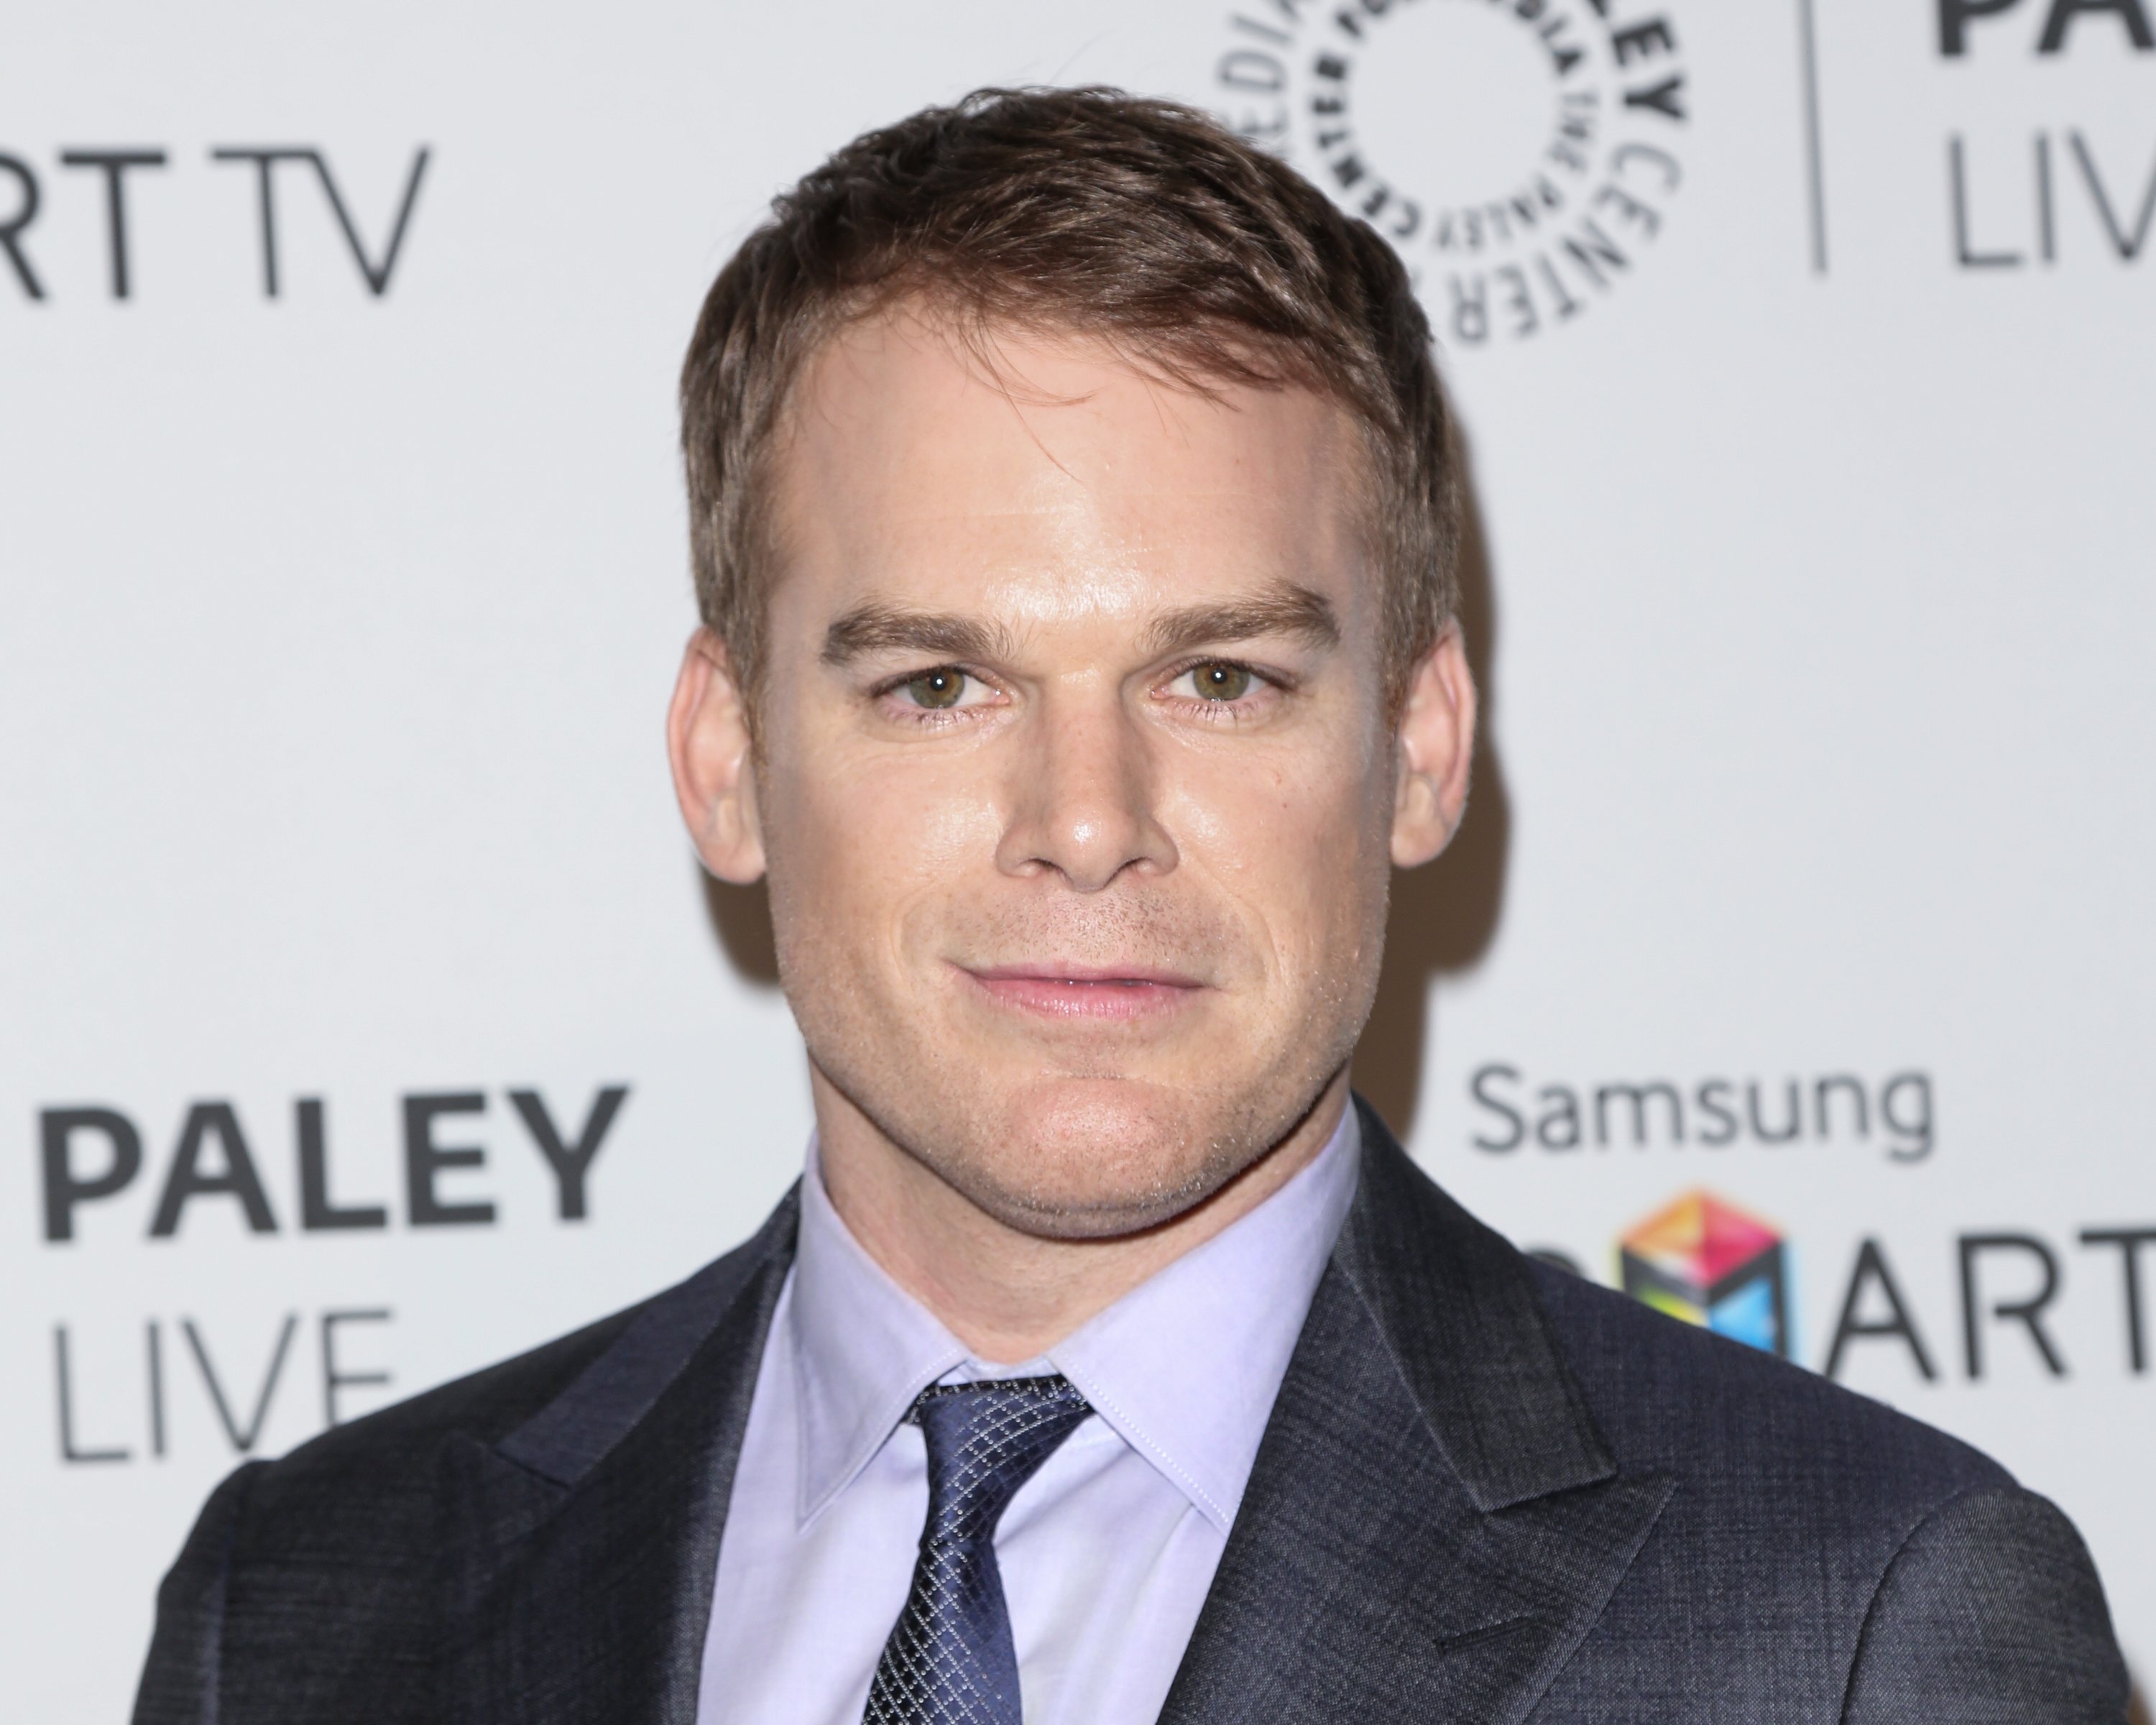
957,962,1207,1021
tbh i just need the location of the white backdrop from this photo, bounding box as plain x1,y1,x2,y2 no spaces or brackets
4,2,2150,1715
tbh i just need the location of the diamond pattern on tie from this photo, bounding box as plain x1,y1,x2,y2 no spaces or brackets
862,1375,1092,1725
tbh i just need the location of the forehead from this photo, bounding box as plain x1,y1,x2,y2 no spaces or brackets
766,310,1376,632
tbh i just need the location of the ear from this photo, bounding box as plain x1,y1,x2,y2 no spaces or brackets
1391,621,1478,868
667,629,767,884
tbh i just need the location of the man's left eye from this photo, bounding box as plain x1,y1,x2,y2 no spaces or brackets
898,668,977,709
1171,662,1256,702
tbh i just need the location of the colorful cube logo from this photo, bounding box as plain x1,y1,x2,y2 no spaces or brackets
1619,1191,1790,1358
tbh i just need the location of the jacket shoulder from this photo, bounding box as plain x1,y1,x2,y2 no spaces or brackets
132,1304,643,1725
1525,1257,2011,1512
1841,1482,2127,1719
135,1203,797,1724
1519,1262,2128,1714
252,1291,640,1508
252,1189,799,1505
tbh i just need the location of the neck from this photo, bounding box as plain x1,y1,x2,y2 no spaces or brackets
811,1071,1350,1365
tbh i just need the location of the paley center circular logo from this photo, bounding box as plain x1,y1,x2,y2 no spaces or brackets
1215,0,1690,348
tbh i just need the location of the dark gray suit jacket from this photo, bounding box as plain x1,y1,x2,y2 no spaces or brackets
135,1100,2128,1721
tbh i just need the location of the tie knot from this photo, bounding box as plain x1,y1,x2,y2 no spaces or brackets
911,1376,1091,1547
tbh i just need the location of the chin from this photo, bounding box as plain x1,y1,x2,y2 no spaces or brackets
934,1074,1281,1241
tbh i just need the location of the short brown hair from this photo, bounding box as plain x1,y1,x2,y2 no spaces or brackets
679,86,1460,710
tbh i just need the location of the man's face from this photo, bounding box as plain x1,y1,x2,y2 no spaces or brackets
699,313,1455,1238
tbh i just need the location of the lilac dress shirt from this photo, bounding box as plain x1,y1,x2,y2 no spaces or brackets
695,1108,1361,1724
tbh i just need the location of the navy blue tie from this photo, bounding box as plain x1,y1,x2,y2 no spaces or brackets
862,1375,1092,1724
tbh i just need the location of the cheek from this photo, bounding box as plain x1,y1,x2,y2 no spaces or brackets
1166,727,1392,963
765,735,1006,962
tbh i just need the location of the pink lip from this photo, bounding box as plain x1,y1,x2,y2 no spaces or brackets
959,962,1206,1021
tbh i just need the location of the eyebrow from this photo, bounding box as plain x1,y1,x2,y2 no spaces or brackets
819,580,1340,669
1138,582,1340,660
821,602,1018,667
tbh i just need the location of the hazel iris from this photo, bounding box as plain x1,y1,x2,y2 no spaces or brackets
1192,663,1252,701
904,668,967,709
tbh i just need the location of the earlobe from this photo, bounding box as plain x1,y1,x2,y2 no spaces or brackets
666,629,768,884
1390,622,1478,869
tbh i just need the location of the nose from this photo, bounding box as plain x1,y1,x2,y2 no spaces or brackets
994,688,1179,893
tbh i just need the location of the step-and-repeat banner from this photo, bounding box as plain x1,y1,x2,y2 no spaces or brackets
4,1,2150,1713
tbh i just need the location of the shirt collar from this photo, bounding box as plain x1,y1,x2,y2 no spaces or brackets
788,1108,1361,1533
789,1143,970,1528
1046,1108,1359,1530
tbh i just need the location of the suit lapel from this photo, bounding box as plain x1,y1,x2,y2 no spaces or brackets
1160,1102,1672,1724
440,1191,798,1725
